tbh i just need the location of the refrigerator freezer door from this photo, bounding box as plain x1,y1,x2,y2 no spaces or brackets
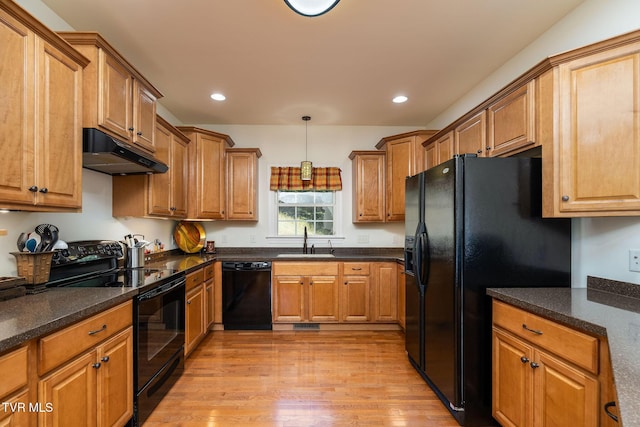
422,158,463,411
404,270,424,370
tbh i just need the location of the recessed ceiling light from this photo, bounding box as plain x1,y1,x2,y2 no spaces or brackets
393,95,408,104
210,93,226,101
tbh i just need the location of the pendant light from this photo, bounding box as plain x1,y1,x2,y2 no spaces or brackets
300,116,312,181
284,0,340,17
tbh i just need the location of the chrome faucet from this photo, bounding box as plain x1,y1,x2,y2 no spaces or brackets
303,226,308,254
328,239,334,254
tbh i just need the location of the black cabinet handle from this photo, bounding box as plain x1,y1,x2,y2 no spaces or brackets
101,356,110,363
39,187,48,193
28,186,38,192
530,362,540,369
604,401,619,422
522,324,543,335
520,356,529,363
88,324,107,335
92,362,101,369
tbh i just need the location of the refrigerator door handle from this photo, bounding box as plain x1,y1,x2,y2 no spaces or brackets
414,231,430,290
413,234,422,287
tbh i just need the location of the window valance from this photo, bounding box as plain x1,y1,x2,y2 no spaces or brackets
269,167,342,191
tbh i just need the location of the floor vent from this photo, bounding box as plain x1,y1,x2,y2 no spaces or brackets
293,323,320,330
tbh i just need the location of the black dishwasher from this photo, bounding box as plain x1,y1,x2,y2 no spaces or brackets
222,261,272,330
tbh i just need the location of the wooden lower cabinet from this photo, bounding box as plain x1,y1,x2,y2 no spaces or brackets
185,268,206,356
341,263,371,322
39,326,133,427
0,345,32,426
272,262,339,323
273,261,400,326
204,263,215,330
492,300,604,427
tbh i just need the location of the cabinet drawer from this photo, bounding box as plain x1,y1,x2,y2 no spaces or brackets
38,300,132,375
343,262,370,275
0,345,28,398
273,262,339,276
493,300,598,374
203,264,215,281
186,269,204,291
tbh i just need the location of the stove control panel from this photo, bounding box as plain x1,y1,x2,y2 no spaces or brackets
53,240,124,265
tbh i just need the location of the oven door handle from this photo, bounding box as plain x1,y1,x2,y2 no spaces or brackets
138,277,186,301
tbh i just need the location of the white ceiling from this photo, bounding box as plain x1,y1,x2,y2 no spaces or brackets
42,0,584,126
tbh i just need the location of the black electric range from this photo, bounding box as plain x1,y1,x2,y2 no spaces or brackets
46,240,179,290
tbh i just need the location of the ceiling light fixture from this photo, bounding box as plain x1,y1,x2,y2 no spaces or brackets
284,0,340,17
393,95,408,104
210,93,226,101
300,115,312,181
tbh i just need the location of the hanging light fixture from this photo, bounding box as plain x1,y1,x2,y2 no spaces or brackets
300,116,313,181
284,0,341,17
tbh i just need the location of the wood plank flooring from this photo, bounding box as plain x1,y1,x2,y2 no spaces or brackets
143,330,460,426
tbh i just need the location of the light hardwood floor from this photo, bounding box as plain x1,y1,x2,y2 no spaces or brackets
144,330,460,426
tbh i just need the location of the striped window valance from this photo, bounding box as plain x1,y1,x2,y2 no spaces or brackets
269,167,342,191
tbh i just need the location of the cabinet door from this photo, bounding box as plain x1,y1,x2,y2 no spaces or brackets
308,275,339,322
0,10,35,206
148,120,172,216
487,81,536,157
195,134,226,219
132,80,156,153
436,132,455,164
373,263,398,322
341,276,370,322
492,328,534,427
424,141,438,170
35,39,83,209
98,50,132,142
0,389,32,427
552,44,640,214
97,327,133,427
226,150,258,220
272,276,305,322
455,111,487,157
38,351,97,427
185,286,205,356
171,135,189,217
386,138,413,222
205,279,215,330
352,152,385,222
534,351,599,427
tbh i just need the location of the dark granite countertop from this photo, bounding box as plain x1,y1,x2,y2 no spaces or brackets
0,287,137,354
487,277,640,427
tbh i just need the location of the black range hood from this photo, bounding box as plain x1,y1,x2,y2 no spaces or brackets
82,128,168,175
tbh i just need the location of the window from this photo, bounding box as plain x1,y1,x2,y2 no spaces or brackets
277,191,335,236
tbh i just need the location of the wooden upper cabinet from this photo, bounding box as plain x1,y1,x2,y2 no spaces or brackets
349,151,385,222
376,130,437,222
112,116,189,219
148,116,189,217
455,111,487,157
424,131,454,170
542,38,640,216
58,31,162,153
226,148,262,221
177,126,235,220
487,80,537,157
0,2,88,212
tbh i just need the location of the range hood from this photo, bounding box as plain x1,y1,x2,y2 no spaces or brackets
82,128,168,175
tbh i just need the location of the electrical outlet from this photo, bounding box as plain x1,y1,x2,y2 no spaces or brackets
357,234,369,244
629,249,640,272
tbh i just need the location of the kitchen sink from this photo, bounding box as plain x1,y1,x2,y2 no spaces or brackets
275,253,335,258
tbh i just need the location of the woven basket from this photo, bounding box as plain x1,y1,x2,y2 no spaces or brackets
10,252,55,285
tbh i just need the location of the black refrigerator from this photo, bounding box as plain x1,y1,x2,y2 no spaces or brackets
404,155,571,426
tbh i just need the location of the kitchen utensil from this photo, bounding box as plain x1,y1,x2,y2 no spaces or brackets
17,233,28,252
35,224,51,252
25,233,41,253
126,247,145,269
134,240,151,248
51,240,68,250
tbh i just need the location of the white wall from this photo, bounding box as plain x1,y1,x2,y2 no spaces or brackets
426,0,640,287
